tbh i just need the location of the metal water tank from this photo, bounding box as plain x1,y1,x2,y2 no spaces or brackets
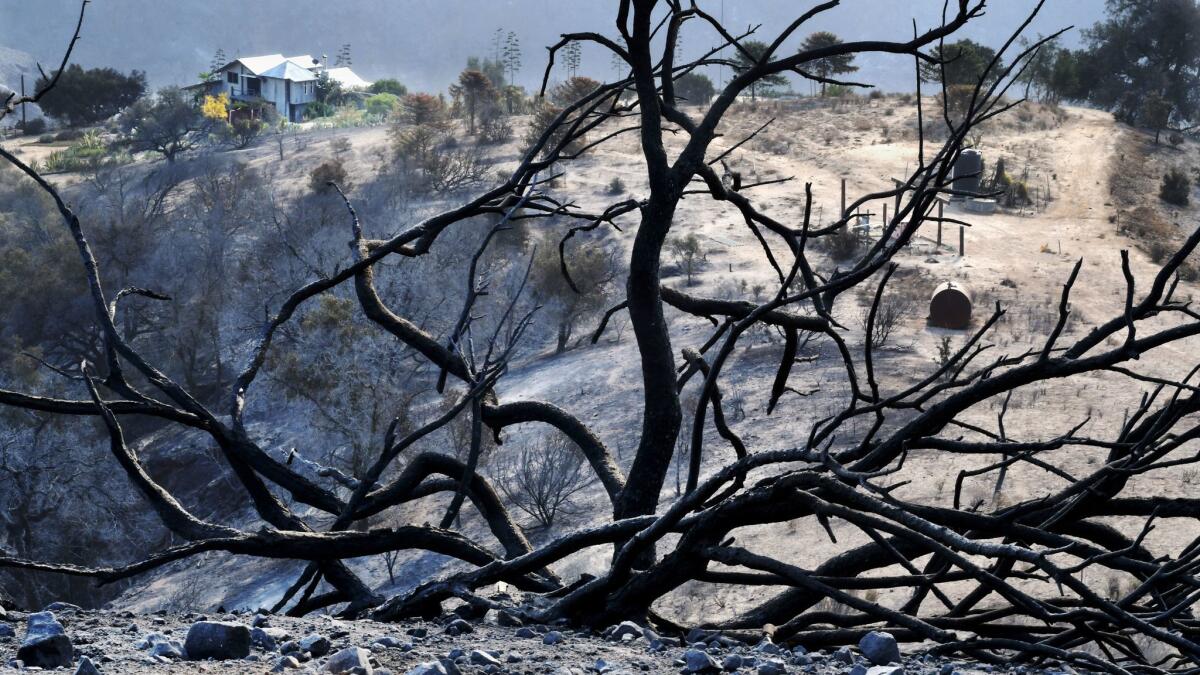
952,149,983,197
929,281,973,329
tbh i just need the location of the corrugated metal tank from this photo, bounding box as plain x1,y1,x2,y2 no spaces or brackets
929,281,972,329
952,149,983,197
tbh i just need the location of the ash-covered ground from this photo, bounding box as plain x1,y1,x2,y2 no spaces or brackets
0,603,1091,675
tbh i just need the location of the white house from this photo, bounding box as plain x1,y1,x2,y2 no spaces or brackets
196,54,371,122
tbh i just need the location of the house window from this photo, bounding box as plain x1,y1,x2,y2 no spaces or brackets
226,71,238,84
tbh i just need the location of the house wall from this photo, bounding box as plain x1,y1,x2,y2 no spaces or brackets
216,62,319,122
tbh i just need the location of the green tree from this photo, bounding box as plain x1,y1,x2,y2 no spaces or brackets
549,76,601,107
673,72,715,104
34,64,146,126
315,71,343,106
122,87,209,162
1080,0,1200,128
364,92,400,117
799,31,859,96
369,79,408,97
731,40,788,101
919,39,1003,88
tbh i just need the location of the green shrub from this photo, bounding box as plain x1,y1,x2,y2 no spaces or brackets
20,118,47,135
364,92,400,118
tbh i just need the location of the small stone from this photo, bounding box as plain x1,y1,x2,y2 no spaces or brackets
324,646,374,674
849,665,868,675
496,610,523,627
272,655,303,672
866,666,903,675
280,639,301,654
611,621,643,642
507,652,523,663
833,647,855,665
515,627,537,639
251,627,279,651
44,602,82,613
300,633,331,658
74,656,102,675
405,627,428,639
469,649,501,667
722,653,744,671
685,648,721,673
404,663,447,675
184,621,251,661
543,630,564,645
151,639,185,659
0,623,14,638
253,614,271,628
858,632,900,666
755,638,782,655
593,658,611,673
938,665,955,675
447,648,465,660
757,660,787,675
18,611,74,669
444,618,472,636
372,636,406,649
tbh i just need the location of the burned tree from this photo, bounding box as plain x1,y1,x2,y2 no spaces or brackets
7,2,1200,672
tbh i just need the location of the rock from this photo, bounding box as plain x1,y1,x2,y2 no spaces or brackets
543,630,564,645
405,663,447,675
722,653,744,671
755,638,783,655
593,657,611,673
515,627,538,639
833,647,855,665
685,648,721,673
372,636,406,649
0,605,5,619
300,633,332,657
438,658,463,675
150,639,185,660
17,611,74,669
406,627,428,638
0,622,14,638
858,631,901,666
324,646,374,674
495,610,523,627
757,659,787,675
849,665,868,675
44,601,83,613
507,652,523,663
444,618,473,635
866,666,904,675
469,649,502,667
280,639,301,654
938,664,955,675
251,627,279,651
253,614,271,628
184,621,251,661
611,621,644,642
272,655,303,671
447,648,465,660
74,656,102,675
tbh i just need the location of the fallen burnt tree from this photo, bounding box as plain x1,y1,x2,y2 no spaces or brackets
5,1,1200,672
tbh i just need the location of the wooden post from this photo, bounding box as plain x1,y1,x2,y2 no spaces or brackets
19,74,26,128
937,201,944,247
840,178,846,218
882,202,888,226
959,225,965,256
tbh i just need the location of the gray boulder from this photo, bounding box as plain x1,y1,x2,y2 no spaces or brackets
151,639,186,660
0,622,14,638
685,648,721,673
74,656,103,675
722,653,744,671
469,649,501,667
324,646,374,673
301,633,332,657
611,621,644,642
184,621,251,661
251,626,280,651
543,630,564,645
17,611,74,669
833,646,855,665
515,627,538,639
858,631,901,666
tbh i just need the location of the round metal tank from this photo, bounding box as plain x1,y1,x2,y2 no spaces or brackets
929,281,972,329
952,149,983,197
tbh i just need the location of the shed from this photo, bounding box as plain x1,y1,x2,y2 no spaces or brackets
929,281,972,329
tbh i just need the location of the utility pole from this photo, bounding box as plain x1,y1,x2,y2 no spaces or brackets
20,74,26,128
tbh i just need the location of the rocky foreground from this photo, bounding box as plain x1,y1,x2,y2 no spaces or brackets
0,603,1092,674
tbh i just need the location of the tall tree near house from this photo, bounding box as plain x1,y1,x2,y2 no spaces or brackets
16,5,1200,671
209,48,228,75
731,40,788,101
799,31,858,96
335,43,353,67
34,65,146,126
503,31,523,112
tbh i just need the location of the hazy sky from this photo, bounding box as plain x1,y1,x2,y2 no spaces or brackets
2,1,1105,94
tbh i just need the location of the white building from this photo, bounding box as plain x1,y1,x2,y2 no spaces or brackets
198,54,370,122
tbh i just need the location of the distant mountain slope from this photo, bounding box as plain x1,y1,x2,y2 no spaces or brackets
0,45,38,93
